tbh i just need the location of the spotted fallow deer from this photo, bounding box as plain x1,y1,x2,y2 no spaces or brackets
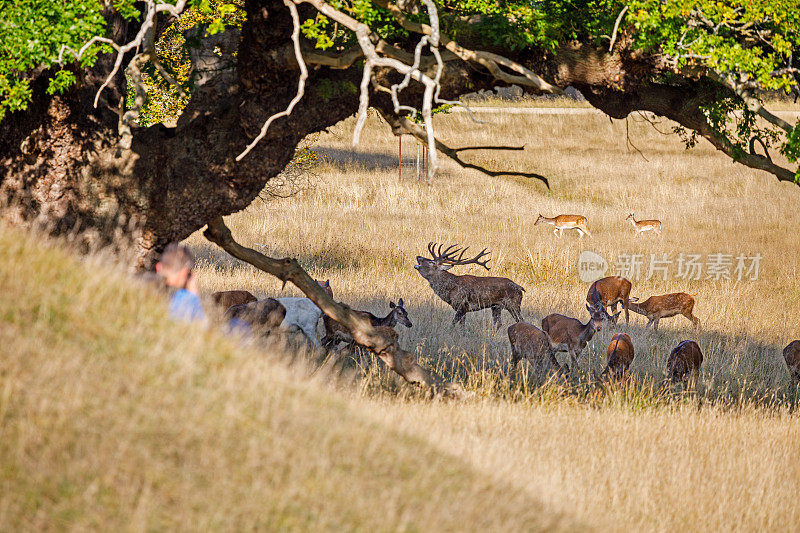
415,243,524,327
666,340,703,382
628,292,700,331
625,213,662,236
586,276,632,324
783,340,800,385
507,322,565,374
534,214,592,238
602,333,635,376
541,305,608,372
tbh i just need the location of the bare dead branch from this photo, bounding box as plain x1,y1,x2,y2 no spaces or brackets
203,217,460,397
607,6,629,52
378,109,550,187
374,0,561,94
237,0,308,161
58,0,189,108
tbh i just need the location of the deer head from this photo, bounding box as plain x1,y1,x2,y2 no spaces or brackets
625,213,635,222
389,298,413,328
415,243,491,279
534,214,545,226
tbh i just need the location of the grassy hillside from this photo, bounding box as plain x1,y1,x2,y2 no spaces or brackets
0,226,568,531
4,107,800,530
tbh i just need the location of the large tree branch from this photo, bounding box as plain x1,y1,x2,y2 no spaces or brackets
373,0,561,94
377,108,550,187
203,217,460,397
706,69,794,132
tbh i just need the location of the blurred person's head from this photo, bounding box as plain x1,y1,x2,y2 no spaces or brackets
155,243,194,290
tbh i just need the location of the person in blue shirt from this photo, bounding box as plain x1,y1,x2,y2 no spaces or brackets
155,243,206,323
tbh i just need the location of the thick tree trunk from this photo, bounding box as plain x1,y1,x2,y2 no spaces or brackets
0,0,362,267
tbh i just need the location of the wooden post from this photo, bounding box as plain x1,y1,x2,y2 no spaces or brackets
398,135,402,180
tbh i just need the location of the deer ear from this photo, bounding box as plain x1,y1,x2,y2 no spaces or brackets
398,298,404,307
390,301,396,308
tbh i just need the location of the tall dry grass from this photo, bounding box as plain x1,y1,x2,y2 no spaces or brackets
3,108,800,531
189,110,800,399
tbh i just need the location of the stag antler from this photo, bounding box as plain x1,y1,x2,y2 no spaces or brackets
427,242,491,270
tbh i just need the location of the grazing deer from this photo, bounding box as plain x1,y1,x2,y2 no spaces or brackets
535,214,592,238
666,340,703,383
602,333,635,376
541,305,607,372
783,341,800,385
415,243,524,327
507,322,565,374
628,292,700,331
625,213,662,236
225,297,286,335
212,290,257,310
322,298,413,349
586,276,632,324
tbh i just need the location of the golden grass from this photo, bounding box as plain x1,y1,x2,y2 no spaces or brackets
4,109,800,530
189,110,800,398
0,226,570,530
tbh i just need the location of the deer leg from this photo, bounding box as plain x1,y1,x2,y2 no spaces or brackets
508,304,523,323
553,228,559,237
568,348,578,374
653,317,659,331
452,309,467,327
491,305,502,329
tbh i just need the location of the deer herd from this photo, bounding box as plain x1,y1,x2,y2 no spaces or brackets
209,216,800,388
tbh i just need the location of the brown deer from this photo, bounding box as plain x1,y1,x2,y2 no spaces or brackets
602,333,635,376
212,290,257,310
415,243,524,327
225,298,286,336
535,214,592,238
783,341,800,385
666,340,703,382
541,305,606,372
625,213,662,236
628,292,700,331
586,276,632,324
507,322,565,374
322,298,413,349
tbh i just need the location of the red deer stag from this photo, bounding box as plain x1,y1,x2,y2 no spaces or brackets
415,243,524,327
322,298,413,349
666,340,703,383
586,276,632,324
507,322,565,375
541,306,607,372
628,292,700,331
602,333,635,376
783,341,800,385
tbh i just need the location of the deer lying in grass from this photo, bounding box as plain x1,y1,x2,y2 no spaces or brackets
225,298,286,336
625,213,662,236
586,276,632,324
783,341,800,385
277,280,332,346
667,340,703,383
602,333,635,376
322,298,413,349
212,290,257,309
628,292,700,331
541,306,608,372
415,243,524,327
507,322,565,374
535,214,591,238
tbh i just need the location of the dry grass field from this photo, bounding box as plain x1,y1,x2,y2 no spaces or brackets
3,108,800,530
